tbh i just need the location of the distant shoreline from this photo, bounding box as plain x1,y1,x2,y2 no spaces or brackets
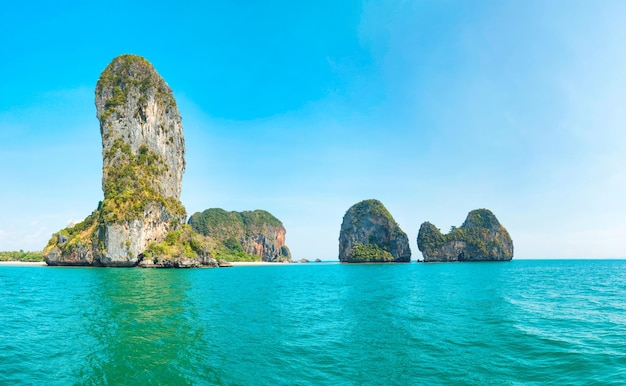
0,261,330,268
1,259,625,268
0,261,47,266
231,261,293,266
231,261,343,266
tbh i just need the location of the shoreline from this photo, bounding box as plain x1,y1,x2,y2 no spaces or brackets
230,261,340,266
0,260,336,268
0,261,47,266
230,261,291,267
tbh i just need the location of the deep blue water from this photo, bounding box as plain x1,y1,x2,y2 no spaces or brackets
1,260,625,385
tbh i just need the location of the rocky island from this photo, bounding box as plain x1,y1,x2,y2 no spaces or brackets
188,208,292,262
338,199,411,263
417,209,513,262
44,55,215,267
43,54,294,268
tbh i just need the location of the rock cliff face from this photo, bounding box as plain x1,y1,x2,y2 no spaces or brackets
417,209,513,262
44,54,188,267
338,199,411,263
96,55,185,199
188,208,292,262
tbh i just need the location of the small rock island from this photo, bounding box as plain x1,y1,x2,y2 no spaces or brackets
189,208,291,262
417,209,513,262
338,199,411,263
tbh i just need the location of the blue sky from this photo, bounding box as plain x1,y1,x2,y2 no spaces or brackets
1,0,626,259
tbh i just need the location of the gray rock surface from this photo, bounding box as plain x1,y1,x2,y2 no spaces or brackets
96,55,185,199
44,55,187,267
417,209,514,262
45,243,93,266
188,208,292,262
338,199,411,263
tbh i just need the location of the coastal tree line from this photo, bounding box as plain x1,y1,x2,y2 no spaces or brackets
0,250,44,262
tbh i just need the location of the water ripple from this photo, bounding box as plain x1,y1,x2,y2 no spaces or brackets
1,261,626,384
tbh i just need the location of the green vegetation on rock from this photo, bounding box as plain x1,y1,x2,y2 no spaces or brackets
198,234,260,262
188,208,289,262
130,222,266,265
416,222,446,251
188,208,244,240
240,210,282,228
96,54,176,122
339,199,411,263
350,199,395,226
43,208,102,256
101,140,185,223
348,243,394,262
145,225,211,261
189,208,282,237
417,209,513,262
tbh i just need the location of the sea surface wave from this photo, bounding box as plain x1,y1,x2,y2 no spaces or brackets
1,260,625,385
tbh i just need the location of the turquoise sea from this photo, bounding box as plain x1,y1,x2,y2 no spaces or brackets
1,260,625,385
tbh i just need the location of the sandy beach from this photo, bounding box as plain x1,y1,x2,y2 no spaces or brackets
230,261,291,267
0,261,47,266
230,261,335,266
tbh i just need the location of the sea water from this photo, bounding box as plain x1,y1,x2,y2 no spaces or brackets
1,260,625,385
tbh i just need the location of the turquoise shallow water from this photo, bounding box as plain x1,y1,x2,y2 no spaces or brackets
1,260,625,385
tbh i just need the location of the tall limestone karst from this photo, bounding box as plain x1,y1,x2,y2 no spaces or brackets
338,199,411,263
44,54,188,266
417,208,514,262
188,208,292,262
